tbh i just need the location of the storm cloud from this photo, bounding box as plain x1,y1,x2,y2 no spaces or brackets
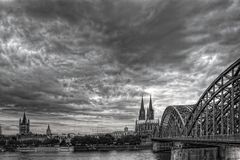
0,0,239,134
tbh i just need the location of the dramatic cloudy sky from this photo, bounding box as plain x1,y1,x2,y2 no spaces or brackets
0,0,239,134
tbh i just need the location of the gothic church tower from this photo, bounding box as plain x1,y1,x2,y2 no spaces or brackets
147,95,154,120
138,96,145,120
19,111,30,135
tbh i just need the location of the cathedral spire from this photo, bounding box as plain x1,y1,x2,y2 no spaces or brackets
141,95,144,110
149,95,153,110
139,95,145,120
147,95,154,120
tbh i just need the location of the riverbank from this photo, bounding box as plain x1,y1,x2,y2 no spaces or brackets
16,146,74,153
74,144,152,152
0,144,152,153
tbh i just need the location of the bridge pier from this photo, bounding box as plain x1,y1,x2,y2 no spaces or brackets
152,141,161,152
218,146,226,160
152,141,172,152
171,142,184,160
170,145,240,160
218,146,240,160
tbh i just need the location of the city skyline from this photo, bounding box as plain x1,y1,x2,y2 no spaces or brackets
0,0,239,134
2,96,154,135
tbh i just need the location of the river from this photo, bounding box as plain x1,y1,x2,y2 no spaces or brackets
1,147,240,160
0,150,170,160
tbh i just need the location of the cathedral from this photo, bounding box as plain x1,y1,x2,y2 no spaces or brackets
135,96,159,138
19,111,30,135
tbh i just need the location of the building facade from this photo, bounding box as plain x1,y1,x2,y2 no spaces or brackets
111,126,135,139
17,134,47,142
135,96,159,138
19,111,30,135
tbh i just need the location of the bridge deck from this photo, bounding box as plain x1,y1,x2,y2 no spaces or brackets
152,135,240,145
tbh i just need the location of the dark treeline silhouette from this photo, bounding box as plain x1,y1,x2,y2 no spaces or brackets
71,134,141,146
0,136,64,148
0,134,141,148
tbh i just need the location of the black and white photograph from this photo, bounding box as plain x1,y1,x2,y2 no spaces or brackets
0,0,239,159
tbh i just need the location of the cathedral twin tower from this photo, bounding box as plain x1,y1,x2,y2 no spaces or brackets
135,95,158,137
139,95,154,120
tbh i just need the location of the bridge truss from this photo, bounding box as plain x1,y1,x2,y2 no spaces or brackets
159,105,194,137
159,58,240,139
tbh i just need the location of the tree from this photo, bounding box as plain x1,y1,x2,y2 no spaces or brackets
60,139,67,146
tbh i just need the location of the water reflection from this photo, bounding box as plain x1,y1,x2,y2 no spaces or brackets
0,150,170,160
171,147,218,160
1,148,240,160
154,152,171,160
171,147,240,160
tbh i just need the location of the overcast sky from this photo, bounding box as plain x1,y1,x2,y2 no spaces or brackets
0,0,239,135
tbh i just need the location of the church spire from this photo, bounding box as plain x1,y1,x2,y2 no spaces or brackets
141,95,144,110
139,95,145,120
22,111,27,124
149,95,153,110
147,95,154,120
46,124,52,135
19,109,30,135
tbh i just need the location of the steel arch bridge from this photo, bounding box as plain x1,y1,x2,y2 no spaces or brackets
159,105,194,137
158,58,240,139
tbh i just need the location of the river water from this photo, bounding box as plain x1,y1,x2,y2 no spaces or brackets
0,150,171,160
171,147,240,160
1,147,240,160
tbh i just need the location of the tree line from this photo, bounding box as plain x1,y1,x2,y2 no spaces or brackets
71,134,141,146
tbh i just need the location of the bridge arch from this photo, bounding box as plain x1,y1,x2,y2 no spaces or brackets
185,58,240,137
159,105,194,137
